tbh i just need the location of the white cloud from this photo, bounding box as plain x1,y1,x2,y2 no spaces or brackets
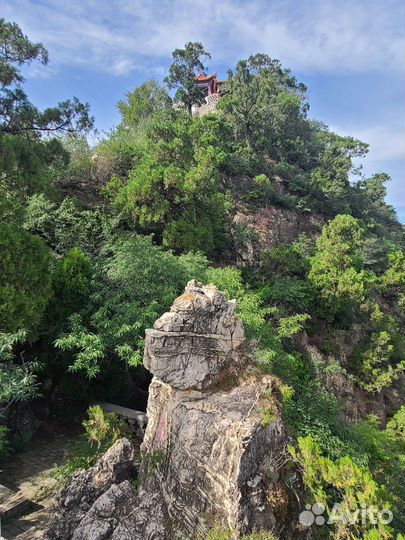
350,126,405,162
1,0,404,77
110,58,136,76
25,63,57,79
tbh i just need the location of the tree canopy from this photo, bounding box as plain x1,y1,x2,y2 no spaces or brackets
0,18,93,137
165,41,211,114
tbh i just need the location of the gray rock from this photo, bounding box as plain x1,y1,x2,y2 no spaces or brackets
135,282,288,538
111,479,166,540
43,283,291,540
137,377,287,538
72,481,137,540
144,280,246,390
43,438,135,540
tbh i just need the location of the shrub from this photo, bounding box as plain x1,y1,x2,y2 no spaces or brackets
357,330,405,393
52,406,128,484
55,236,209,378
0,330,40,415
205,525,234,540
277,313,310,338
387,405,405,441
262,244,310,278
240,530,277,540
46,247,94,329
260,278,314,310
0,224,52,334
309,215,368,319
289,436,394,540
83,405,127,451
204,525,278,540
380,250,405,296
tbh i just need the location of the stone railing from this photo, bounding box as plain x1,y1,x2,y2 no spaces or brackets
93,401,147,438
191,93,220,117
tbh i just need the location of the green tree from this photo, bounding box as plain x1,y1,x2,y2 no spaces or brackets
0,330,39,415
0,18,93,137
55,235,208,379
108,110,230,254
310,132,368,213
290,436,395,540
0,223,52,334
0,19,48,87
165,42,211,115
358,330,405,392
117,80,171,130
24,195,115,256
218,53,314,173
353,304,405,393
380,250,405,298
0,134,69,224
0,19,93,224
46,247,94,332
0,19,80,437
309,215,368,319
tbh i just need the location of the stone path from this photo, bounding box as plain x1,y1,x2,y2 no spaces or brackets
0,425,81,540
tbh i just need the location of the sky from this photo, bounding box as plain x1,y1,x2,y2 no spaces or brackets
1,0,404,221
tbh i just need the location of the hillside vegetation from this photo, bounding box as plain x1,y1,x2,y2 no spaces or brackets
1,21,404,539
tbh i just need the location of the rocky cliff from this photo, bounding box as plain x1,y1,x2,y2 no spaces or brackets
232,203,324,267
44,281,294,540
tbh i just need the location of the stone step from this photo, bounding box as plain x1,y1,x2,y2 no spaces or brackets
0,484,15,506
0,484,33,520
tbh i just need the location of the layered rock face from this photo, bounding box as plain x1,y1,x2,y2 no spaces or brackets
44,281,290,540
232,204,324,266
144,280,246,390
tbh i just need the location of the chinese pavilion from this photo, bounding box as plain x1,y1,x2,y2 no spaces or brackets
194,72,225,98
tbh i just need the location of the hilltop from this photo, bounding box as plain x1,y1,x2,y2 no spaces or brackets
1,25,404,540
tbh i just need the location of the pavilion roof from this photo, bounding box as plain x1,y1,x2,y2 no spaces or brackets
194,72,217,82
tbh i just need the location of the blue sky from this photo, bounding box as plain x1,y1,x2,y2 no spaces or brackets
2,0,404,221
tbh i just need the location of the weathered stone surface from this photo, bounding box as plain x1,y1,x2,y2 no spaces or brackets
111,479,166,540
144,280,246,390
137,377,287,538
72,481,137,540
134,282,289,538
232,204,324,266
43,438,135,540
43,284,291,540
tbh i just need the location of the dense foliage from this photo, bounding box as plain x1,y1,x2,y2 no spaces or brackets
0,26,404,539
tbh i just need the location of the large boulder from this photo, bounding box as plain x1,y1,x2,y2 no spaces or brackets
133,376,287,538
44,283,292,540
124,282,290,539
71,481,137,540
